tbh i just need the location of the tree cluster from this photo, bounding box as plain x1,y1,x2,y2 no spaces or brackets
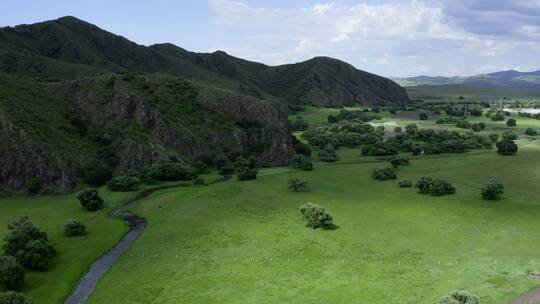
415,177,456,196
3,217,56,271
372,168,397,181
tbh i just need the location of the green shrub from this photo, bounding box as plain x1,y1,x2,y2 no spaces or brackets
299,203,334,229
107,176,140,192
471,122,485,132
26,178,40,196
235,166,257,181
288,178,309,192
419,112,428,120
490,112,505,121
502,130,518,140
415,177,455,196
3,217,56,271
394,126,402,133
437,290,479,304
481,178,504,200
64,219,86,237
389,156,410,169
0,291,32,304
318,145,338,162
496,139,518,155
506,118,516,127
398,180,413,188
76,188,104,211
405,123,418,135
0,255,25,290
142,163,197,182
218,161,235,175
372,168,397,181
525,128,538,136
290,155,313,171
488,133,499,142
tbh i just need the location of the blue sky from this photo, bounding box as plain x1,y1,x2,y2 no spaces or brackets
2,0,540,77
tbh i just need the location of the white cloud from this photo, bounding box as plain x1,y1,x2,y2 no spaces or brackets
207,0,540,77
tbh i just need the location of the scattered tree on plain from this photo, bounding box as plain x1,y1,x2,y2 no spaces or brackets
3,216,56,271
299,203,334,229
481,179,504,200
496,138,518,155
77,188,104,211
64,219,86,237
437,290,479,304
415,177,455,196
372,168,397,181
288,178,309,192
506,118,516,127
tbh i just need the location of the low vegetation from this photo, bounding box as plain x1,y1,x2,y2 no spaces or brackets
77,189,104,211
299,203,334,229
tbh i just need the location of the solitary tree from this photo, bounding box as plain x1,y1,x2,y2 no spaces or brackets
76,188,104,211
496,139,518,155
481,178,504,200
64,219,86,237
506,118,516,127
288,178,309,192
437,290,479,304
299,203,334,229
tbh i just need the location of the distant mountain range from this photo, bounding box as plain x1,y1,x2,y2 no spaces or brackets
394,70,540,89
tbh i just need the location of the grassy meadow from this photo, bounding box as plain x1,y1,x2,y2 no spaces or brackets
3,101,540,303
83,142,540,304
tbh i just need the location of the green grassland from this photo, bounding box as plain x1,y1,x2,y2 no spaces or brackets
83,143,540,304
0,189,132,303
4,103,540,303
407,84,540,104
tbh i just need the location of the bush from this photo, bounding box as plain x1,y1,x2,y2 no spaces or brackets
0,291,32,304
525,128,538,136
81,161,112,186
142,163,197,182
419,112,428,120
372,168,397,181
405,123,418,135
288,178,309,192
0,256,25,290
506,118,516,127
390,156,410,169
394,126,402,133
437,290,479,304
481,178,504,200
415,177,456,196
398,180,413,188
362,141,399,156
290,155,313,171
496,139,518,155
107,176,140,192
235,166,257,181
490,112,506,121
3,217,56,270
64,219,86,237
299,203,334,229
318,145,338,162
26,178,40,196
471,122,485,132
502,130,518,140
488,133,499,142
76,188,104,211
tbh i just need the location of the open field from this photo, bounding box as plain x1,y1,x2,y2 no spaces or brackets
407,84,540,104
4,102,540,303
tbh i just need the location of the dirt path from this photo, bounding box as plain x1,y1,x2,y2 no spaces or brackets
63,184,187,304
513,288,540,304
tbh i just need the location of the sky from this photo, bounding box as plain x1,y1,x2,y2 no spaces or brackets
2,0,540,77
